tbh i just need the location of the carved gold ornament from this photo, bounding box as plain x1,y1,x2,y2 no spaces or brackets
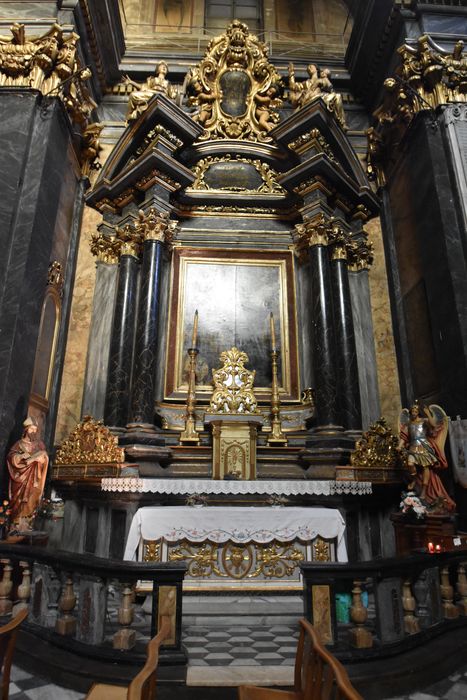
168,540,304,579
208,347,260,414
143,541,161,562
0,23,96,129
124,61,177,123
54,415,125,465
47,261,64,295
293,215,373,271
369,35,467,184
313,538,331,562
350,418,404,470
186,20,283,142
80,123,103,178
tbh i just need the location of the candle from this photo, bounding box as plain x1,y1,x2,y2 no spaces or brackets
435,544,441,553
269,312,276,352
191,310,198,348
428,542,434,554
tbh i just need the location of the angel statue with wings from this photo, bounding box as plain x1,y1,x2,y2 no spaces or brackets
399,402,455,512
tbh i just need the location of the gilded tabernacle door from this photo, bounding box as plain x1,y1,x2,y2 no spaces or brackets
165,248,299,402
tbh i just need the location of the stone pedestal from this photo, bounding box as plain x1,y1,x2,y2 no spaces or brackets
204,414,264,480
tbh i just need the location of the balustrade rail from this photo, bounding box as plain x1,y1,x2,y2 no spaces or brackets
301,550,467,660
0,543,186,665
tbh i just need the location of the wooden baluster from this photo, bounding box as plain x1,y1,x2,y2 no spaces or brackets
402,579,420,634
349,580,373,648
13,561,31,616
55,574,77,635
0,559,13,615
456,563,467,616
440,566,459,619
113,584,136,650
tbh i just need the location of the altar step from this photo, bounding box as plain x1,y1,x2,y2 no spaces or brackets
182,594,303,628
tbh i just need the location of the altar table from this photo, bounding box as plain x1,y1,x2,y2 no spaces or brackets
124,506,348,563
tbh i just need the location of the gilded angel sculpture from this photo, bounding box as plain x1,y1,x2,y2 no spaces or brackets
399,402,455,512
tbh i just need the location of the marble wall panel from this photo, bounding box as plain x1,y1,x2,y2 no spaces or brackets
55,144,113,444
366,217,401,431
0,96,71,477
81,263,118,419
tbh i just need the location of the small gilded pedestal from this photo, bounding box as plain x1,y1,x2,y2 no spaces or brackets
204,347,263,480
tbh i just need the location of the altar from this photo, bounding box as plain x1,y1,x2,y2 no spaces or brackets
124,505,347,591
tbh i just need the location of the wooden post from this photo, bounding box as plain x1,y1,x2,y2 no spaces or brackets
113,584,136,650
0,559,13,615
349,580,373,648
13,560,31,616
55,574,77,635
402,579,420,634
440,566,459,619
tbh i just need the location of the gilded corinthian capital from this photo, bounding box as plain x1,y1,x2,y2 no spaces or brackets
133,208,178,245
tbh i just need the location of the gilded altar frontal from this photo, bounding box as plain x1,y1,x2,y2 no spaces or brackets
1,1,467,696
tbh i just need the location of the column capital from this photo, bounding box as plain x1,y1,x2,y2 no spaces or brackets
294,214,330,249
134,208,178,246
347,237,374,272
90,233,120,264
116,224,142,258
328,223,349,261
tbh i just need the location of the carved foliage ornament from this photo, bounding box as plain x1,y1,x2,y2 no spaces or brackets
208,347,260,414
187,20,283,142
54,415,124,465
0,23,96,129
293,215,374,270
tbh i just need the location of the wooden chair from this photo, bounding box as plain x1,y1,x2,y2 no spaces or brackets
238,618,363,700
0,608,28,700
86,616,171,700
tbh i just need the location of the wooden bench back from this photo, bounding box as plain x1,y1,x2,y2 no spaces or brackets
0,609,28,700
127,616,171,700
295,619,363,700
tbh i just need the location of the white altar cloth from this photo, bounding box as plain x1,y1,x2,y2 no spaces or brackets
123,506,347,562
103,477,372,497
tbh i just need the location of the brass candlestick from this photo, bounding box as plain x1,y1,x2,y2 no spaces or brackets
268,349,287,445
180,347,200,444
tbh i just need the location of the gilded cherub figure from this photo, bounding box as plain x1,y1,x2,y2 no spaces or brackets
187,71,219,127
125,61,177,122
399,401,455,512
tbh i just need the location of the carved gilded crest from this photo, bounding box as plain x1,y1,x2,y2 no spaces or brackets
208,347,260,414
55,415,125,465
187,20,283,142
350,418,404,470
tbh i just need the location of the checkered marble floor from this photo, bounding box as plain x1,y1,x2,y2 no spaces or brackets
385,668,467,700
8,665,84,700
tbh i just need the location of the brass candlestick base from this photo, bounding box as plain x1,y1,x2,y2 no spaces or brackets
268,349,287,445
180,347,200,444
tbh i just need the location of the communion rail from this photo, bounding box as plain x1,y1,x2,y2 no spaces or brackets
0,543,187,668
301,549,467,660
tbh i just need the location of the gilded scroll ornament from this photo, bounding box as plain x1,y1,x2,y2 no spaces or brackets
0,23,96,129
54,415,125,465
208,347,260,414
80,123,103,178
124,61,177,122
186,20,283,142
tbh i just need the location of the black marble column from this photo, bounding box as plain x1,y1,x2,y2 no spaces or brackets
128,238,164,427
329,251,362,432
308,243,342,431
104,253,139,427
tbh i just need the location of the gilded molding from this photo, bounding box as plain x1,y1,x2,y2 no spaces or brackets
135,125,183,158
188,155,284,194
186,20,283,142
0,23,96,129
289,128,337,162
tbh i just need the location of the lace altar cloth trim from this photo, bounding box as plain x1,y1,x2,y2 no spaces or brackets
123,506,348,561
102,478,372,496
